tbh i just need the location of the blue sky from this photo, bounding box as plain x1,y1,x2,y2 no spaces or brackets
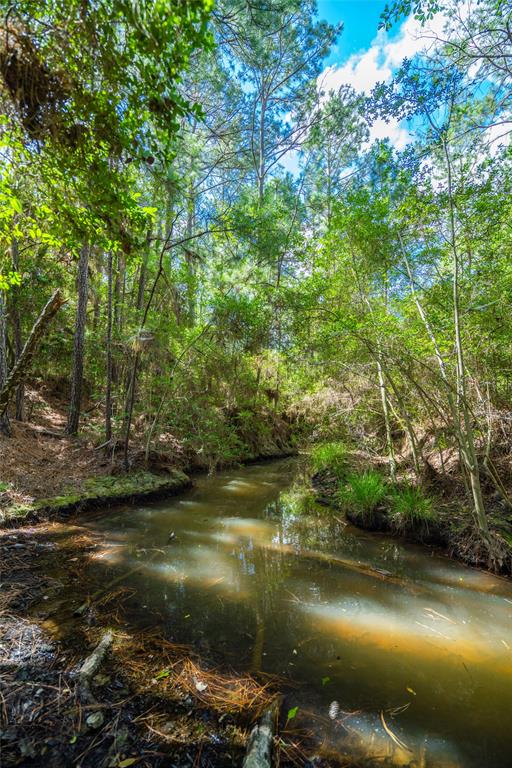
280,1,447,173
311,1,446,149
317,0,390,63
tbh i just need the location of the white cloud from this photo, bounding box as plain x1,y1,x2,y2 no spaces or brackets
317,11,449,149
368,117,410,150
481,120,512,157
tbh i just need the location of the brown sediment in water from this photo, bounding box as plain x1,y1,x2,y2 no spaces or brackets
0,531,277,767
3,460,512,767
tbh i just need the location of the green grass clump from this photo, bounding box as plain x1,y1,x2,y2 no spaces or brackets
311,441,347,478
389,485,436,532
339,470,387,523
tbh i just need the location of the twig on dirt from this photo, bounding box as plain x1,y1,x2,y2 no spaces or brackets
77,631,113,704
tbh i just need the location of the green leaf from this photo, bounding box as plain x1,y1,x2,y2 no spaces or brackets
10,197,22,214
118,760,138,767
321,676,331,686
155,669,171,680
287,706,299,721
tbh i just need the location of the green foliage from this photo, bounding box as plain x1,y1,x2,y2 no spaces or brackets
389,486,436,532
380,0,442,30
4,0,214,156
0,272,21,291
310,442,347,478
339,471,388,522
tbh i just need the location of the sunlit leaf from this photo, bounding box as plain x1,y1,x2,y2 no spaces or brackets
287,706,299,721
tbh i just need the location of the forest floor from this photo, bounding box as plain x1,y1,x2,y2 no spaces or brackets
0,383,113,505
0,382,165,521
0,520,261,767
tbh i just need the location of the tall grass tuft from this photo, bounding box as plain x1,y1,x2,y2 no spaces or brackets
311,441,347,478
339,470,387,524
390,485,436,533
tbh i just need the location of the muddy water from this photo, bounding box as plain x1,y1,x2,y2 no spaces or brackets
73,460,512,767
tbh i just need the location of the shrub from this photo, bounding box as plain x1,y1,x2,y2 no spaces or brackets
311,441,347,478
339,470,387,524
390,486,436,533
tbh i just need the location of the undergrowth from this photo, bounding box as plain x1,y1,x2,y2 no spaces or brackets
389,486,436,533
338,470,387,524
311,441,347,478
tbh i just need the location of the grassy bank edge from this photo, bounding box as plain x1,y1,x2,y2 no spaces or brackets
0,469,192,527
309,441,512,575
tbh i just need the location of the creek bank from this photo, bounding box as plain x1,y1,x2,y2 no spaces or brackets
311,467,512,575
0,379,298,526
0,469,192,527
1,447,299,526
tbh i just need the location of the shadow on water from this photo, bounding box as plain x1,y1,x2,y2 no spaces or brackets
47,459,512,767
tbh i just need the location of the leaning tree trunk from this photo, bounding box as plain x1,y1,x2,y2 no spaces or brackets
0,290,10,435
376,349,396,483
0,289,66,416
66,243,89,435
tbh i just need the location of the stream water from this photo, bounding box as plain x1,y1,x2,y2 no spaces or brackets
68,459,512,766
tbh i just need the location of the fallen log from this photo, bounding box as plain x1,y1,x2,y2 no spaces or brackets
243,699,280,768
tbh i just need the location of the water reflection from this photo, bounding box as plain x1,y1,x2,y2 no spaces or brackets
70,460,512,767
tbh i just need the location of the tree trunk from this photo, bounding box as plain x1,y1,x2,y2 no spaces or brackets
10,238,24,420
186,185,196,325
326,146,332,228
443,138,489,537
0,289,66,416
112,252,124,386
377,352,396,482
258,97,267,202
105,250,113,444
66,243,89,435
0,290,11,434
122,351,140,470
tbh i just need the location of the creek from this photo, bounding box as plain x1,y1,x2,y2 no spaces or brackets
53,459,512,767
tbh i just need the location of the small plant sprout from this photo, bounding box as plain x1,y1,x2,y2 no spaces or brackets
286,705,299,727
